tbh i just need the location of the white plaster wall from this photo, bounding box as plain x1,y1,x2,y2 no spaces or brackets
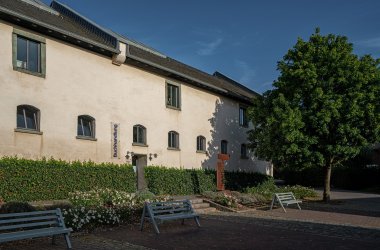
0,21,271,174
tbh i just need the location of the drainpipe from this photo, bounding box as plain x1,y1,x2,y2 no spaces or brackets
112,42,127,66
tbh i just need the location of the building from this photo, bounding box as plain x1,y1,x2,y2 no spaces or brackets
0,0,271,175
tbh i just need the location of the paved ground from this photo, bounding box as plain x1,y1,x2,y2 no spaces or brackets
1,189,379,250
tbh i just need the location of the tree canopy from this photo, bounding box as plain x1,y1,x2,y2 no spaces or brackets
248,29,380,201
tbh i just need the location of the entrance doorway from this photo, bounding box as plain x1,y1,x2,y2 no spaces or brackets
132,154,147,190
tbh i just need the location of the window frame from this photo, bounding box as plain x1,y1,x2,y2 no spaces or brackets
132,124,147,146
241,143,249,159
168,131,180,150
76,115,96,141
166,81,181,110
196,135,206,153
12,29,46,78
221,140,228,154
239,106,248,127
14,105,42,135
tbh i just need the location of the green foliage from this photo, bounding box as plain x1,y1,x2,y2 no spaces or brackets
145,166,270,195
0,157,136,201
248,28,380,198
224,171,271,191
144,166,216,195
245,179,317,201
0,201,36,213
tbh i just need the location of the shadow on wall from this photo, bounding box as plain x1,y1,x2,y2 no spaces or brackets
202,99,247,171
201,99,270,174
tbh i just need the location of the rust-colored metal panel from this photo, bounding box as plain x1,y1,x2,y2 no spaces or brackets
218,154,230,161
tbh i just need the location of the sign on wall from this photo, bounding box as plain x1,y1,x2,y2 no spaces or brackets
111,123,120,159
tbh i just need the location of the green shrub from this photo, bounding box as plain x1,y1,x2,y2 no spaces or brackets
0,157,136,202
245,179,317,201
278,185,318,199
225,171,271,191
0,201,36,213
144,166,215,195
244,179,277,200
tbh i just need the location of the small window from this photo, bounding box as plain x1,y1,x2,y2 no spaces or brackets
12,29,46,77
239,107,248,126
241,144,248,159
196,136,206,152
133,125,147,145
77,115,95,138
17,105,40,131
221,140,228,154
168,131,179,149
166,82,180,109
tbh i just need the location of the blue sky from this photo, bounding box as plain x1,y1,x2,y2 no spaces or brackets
41,0,380,94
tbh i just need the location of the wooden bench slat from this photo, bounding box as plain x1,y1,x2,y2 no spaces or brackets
151,207,190,214
0,215,57,225
0,210,57,218
0,227,71,243
0,220,58,231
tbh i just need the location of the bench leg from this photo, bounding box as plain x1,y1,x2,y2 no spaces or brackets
270,195,275,210
296,202,302,210
279,202,287,213
152,219,160,234
64,233,72,249
194,216,201,227
140,206,146,231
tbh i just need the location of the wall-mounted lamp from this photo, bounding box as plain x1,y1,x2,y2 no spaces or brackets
149,153,158,161
125,151,134,160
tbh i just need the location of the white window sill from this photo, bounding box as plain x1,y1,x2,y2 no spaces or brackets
14,128,43,135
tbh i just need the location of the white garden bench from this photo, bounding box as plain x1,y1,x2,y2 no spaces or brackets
0,208,72,249
140,200,200,234
270,192,302,212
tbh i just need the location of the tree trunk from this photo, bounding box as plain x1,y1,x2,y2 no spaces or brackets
323,164,332,202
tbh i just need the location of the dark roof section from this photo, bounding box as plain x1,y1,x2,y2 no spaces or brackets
213,71,261,98
0,0,118,55
126,45,257,103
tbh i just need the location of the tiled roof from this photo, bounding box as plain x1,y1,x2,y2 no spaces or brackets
0,0,117,51
128,45,258,101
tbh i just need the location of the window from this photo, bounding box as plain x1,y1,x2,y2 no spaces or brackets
77,115,95,139
241,144,248,159
16,105,40,131
168,131,179,149
166,82,180,109
133,125,147,145
239,107,248,126
221,140,228,154
12,29,46,77
196,136,206,152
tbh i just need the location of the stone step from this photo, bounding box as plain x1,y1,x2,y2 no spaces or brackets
194,207,217,214
192,202,211,209
189,198,204,204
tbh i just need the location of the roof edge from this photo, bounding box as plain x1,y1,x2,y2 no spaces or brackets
0,6,119,54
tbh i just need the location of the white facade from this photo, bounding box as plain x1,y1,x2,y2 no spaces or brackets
0,17,271,174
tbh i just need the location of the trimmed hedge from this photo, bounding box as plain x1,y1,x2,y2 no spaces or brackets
144,166,270,195
225,171,271,191
144,166,216,195
0,157,135,202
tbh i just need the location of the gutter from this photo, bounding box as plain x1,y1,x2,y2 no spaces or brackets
0,6,119,54
125,44,228,94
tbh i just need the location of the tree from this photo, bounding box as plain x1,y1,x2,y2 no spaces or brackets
248,28,380,201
